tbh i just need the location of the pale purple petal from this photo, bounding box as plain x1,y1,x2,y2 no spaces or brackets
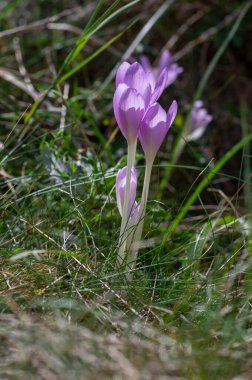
114,86,145,144
151,68,168,103
164,64,183,87
116,62,131,87
206,115,213,124
157,51,172,76
139,50,183,96
124,62,155,96
116,166,137,216
192,108,208,129
113,83,129,126
142,84,152,108
167,100,178,127
139,55,152,73
186,126,206,141
187,101,212,141
130,202,140,225
156,51,183,88
119,108,140,143
139,103,171,162
194,100,204,109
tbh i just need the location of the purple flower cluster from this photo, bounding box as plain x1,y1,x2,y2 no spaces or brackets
114,51,179,266
114,58,178,163
113,50,212,271
114,62,177,151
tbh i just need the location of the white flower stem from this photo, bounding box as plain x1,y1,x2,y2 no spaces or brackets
126,159,153,272
117,140,137,266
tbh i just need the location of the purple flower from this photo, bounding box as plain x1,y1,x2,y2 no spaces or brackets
116,61,168,107
186,100,213,141
139,101,178,162
113,83,145,144
140,50,183,89
116,166,138,217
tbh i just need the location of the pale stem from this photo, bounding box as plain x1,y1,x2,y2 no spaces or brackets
138,159,153,234
117,139,137,266
126,159,153,273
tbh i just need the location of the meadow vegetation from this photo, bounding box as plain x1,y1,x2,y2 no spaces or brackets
0,1,252,379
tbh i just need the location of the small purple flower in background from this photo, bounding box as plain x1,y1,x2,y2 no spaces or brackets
140,50,183,89
139,101,178,163
186,100,213,141
116,166,138,217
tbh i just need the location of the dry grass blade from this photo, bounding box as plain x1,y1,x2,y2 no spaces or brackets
0,5,94,39
173,4,247,61
97,0,175,95
0,67,40,101
164,6,209,50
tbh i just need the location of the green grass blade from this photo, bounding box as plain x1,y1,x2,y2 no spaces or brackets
23,1,139,123
241,102,252,257
161,133,252,245
82,0,105,34
241,103,252,216
158,1,252,196
66,0,138,64
77,0,121,43
0,0,21,21
65,0,114,64
58,29,126,83
194,2,251,99
81,110,114,164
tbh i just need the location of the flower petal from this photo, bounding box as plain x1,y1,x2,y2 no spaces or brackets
113,83,129,129
115,87,145,143
139,55,152,73
125,62,155,96
116,62,131,87
116,166,138,216
139,103,169,162
167,100,178,127
151,68,168,103
158,51,172,76
165,63,183,87
187,101,212,141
